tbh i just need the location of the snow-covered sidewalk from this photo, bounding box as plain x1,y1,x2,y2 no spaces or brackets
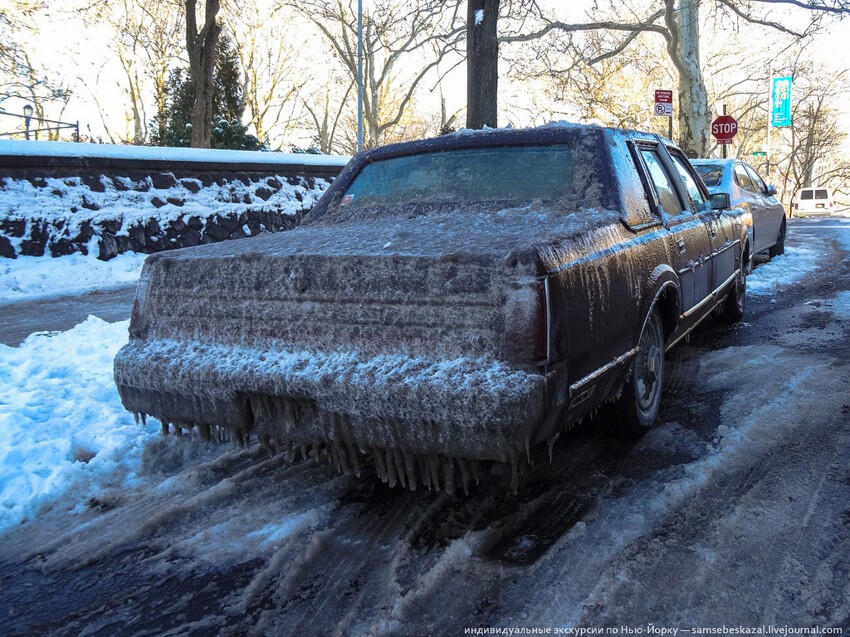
0,252,146,304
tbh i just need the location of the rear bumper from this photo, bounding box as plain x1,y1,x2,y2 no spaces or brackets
114,338,550,462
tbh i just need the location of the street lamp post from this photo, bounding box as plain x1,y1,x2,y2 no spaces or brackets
22,104,33,141
357,0,363,152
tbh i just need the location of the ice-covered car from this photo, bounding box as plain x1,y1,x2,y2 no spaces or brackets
692,158,786,258
114,125,751,492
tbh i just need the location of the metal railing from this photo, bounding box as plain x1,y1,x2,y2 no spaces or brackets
0,108,80,141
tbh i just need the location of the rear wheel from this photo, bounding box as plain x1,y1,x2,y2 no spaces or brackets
610,307,665,437
768,219,786,258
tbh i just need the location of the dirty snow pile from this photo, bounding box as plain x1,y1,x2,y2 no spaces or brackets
0,251,146,303
746,245,821,296
0,317,159,531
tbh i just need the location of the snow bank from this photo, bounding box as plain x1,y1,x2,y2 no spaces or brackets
0,317,158,532
747,244,822,296
0,251,146,303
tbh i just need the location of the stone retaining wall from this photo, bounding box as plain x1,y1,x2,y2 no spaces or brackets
0,144,347,260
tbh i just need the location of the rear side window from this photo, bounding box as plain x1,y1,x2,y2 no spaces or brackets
744,165,767,193
734,164,756,192
640,148,685,216
815,189,829,199
671,154,708,212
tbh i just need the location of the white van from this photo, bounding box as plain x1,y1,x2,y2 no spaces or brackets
794,187,834,216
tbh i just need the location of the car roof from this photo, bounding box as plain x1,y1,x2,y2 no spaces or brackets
354,122,672,164
691,158,735,166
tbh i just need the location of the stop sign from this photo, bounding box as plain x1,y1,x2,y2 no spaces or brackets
711,115,738,144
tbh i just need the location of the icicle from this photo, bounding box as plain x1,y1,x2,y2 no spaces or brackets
235,429,245,447
525,437,533,467
133,412,139,425
468,459,481,487
402,450,417,491
444,457,456,496
374,447,389,483
385,449,398,488
161,420,169,435
419,455,431,491
547,433,560,463
298,444,308,462
392,448,406,489
457,457,471,495
199,423,211,442
347,441,361,477
335,440,351,474
141,413,147,425
428,454,440,492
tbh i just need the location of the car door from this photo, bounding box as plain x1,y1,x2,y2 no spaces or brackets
634,143,713,316
732,162,768,253
744,163,784,246
669,151,737,297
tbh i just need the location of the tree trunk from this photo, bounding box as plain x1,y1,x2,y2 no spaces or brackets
185,0,221,148
466,0,499,129
666,0,709,157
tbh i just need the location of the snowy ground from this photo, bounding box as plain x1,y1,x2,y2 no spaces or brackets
0,217,849,635
0,252,146,304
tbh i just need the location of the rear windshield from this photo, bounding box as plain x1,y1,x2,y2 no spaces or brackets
693,163,723,187
340,146,580,208
800,189,830,200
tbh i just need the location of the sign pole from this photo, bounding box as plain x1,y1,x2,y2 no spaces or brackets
766,67,772,177
722,104,727,159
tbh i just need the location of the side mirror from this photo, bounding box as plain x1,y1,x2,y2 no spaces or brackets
710,192,730,211
765,184,777,196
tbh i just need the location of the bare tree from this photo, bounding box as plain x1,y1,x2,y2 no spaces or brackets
77,0,183,145
225,1,303,147
186,0,221,148
301,72,355,154
284,0,465,149
774,67,850,204
0,0,71,134
498,0,850,156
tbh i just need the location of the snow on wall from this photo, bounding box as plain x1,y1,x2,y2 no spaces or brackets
0,139,350,167
0,143,349,260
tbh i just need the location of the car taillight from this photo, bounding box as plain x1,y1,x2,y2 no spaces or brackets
504,277,551,365
534,277,551,363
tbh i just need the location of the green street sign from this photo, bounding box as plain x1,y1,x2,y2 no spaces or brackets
771,76,792,128
752,151,766,157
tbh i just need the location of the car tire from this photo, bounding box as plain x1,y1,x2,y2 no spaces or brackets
719,262,746,323
768,219,786,258
610,307,665,437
